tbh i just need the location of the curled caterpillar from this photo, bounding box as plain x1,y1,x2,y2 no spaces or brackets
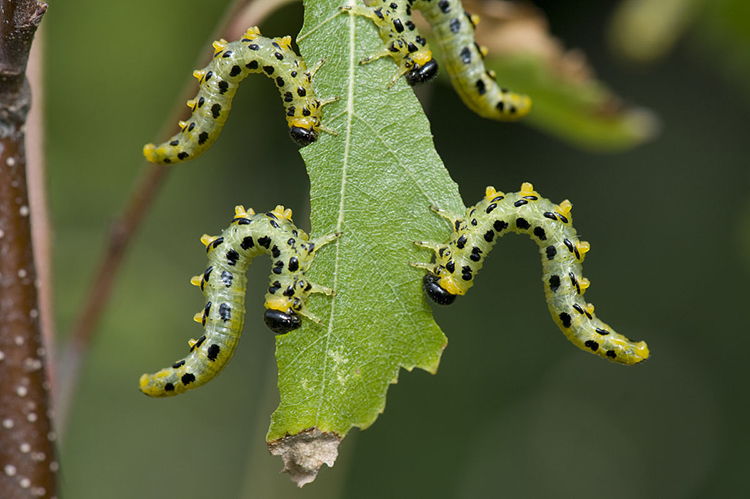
139,205,340,397
414,183,649,365
143,27,335,165
343,0,531,119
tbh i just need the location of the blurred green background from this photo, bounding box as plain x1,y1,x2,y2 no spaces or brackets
45,0,748,497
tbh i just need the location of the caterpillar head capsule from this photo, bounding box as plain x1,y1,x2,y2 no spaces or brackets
405,58,439,86
264,309,302,334
289,126,319,146
423,273,456,306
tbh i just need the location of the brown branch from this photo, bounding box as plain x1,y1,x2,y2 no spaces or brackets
56,0,296,431
0,2,56,498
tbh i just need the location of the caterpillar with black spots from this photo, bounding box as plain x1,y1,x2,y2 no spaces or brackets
143,27,335,165
139,205,340,397
342,0,531,120
413,183,649,365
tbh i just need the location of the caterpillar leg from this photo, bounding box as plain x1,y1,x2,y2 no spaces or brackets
429,204,463,226
264,230,340,330
343,0,530,117
416,183,649,365
143,27,334,165
341,4,439,87
139,207,340,397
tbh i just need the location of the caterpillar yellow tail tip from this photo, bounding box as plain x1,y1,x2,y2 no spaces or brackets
143,143,157,161
634,341,650,363
139,372,172,398
510,96,532,120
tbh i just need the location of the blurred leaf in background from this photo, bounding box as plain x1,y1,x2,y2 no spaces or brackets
422,0,661,151
610,0,750,104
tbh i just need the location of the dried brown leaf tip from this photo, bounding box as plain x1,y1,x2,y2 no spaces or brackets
268,428,342,487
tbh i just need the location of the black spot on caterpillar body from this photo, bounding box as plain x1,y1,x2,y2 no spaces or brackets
342,0,531,120
143,27,334,165
139,205,340,397
414,183,649,365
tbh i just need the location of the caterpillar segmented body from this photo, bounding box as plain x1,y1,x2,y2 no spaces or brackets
143,27,334,165
139,205,340,397
414,183,649,365
343,0,531,119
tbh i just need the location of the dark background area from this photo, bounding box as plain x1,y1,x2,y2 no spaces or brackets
45,0,748,497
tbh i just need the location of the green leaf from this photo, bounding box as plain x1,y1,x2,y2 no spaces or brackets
607,0,704,63
486,54,661,152
266,0,461,484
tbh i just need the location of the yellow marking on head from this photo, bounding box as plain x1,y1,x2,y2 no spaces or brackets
520,182,537,197
412,50,433,66
438,275,464,296
190,275,202,287
200,234,215,247
139,374,151,390
193,69,206,81
278,35,293,49
557,200,573,218
212,39,228,55
580,278,591,293
265,297,290,312
470,13,481,26
193,313,203,324
288,116,316,129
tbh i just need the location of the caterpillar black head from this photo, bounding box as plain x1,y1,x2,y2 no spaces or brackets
423,273,456,306
289,126,319,146
405,59,439,86
264,309,302,334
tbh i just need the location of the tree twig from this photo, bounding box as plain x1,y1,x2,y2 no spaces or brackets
0,2,56,498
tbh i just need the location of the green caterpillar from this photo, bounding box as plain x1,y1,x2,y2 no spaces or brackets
143,27,334,165
343,0,531,119
139,205,340,397
414,183,649,365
